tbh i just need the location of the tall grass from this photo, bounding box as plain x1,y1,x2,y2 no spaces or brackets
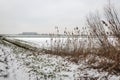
43,2,120,74
86,10,120,74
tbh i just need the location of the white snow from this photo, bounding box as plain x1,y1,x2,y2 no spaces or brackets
0,44,30,80
0,38,120,80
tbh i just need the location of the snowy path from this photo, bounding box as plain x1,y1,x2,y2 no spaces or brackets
0,44,29,80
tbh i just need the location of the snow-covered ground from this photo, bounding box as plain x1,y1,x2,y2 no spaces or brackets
0,38,120,80
0,43,30,80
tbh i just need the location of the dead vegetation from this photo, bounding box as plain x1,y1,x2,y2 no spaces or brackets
44,3,120,75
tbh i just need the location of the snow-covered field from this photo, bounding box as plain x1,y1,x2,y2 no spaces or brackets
0,38,120,80
14,37,118,48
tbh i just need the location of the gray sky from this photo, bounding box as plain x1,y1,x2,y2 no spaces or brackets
0,0,119,34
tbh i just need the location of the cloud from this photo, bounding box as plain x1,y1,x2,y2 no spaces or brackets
0,0,120,34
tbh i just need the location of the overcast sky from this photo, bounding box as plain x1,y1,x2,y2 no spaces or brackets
0,0,119,34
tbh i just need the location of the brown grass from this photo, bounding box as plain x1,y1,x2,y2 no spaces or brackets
41,2,120,75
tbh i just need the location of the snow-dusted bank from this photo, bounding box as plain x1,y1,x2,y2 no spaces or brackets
0,38,120,80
